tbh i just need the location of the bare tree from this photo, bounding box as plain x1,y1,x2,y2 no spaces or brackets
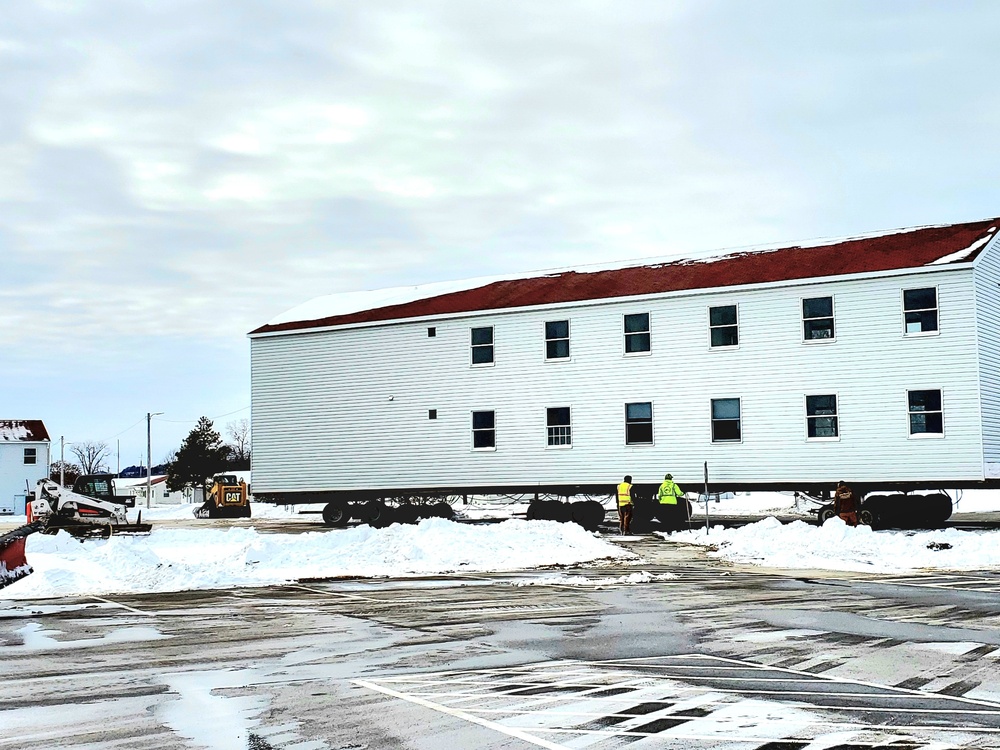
49,461,82,486
226,419,251,464
70,441,111,474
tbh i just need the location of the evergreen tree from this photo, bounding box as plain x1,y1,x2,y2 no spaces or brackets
167,417,229,491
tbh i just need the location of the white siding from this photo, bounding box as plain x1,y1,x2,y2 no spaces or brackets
251,268,983,493
0,442,50,514
974,234,1000,469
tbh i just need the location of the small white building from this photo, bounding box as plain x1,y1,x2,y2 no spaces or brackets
115,475,179,505
0,420,51,515
115,471,254,506
248,218,1000,500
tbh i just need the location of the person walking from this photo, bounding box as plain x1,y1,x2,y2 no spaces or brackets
833,480,859,527
656,473,686,531
616,475,634,535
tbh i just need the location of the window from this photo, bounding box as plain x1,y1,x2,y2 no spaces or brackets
624,313,650,354
711,398,741,442
546,407,572,447
908,389,943,435
427,327,436,337
472,410,496,449
545,320,570,359
806,394,838,438
903,288,938,334
625,402,653,445
709,305,739,347
428,409,437,420
803,297,835,341
23,447,36,465
471,326,494,365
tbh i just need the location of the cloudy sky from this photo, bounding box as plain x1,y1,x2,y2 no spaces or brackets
4,0,1000,468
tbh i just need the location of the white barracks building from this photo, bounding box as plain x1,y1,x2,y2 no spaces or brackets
249,218,1000,502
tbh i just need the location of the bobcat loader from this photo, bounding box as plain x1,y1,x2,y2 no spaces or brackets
0,477,152,590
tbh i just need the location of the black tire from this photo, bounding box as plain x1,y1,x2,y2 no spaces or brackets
322,501,351,527
395,504,420,525
882,494,909,529
368,503,396,528
356,499,382,524
570,501,590,528
585,500,607,531
923,493,953,526
859,507,879,528
550,502,572,523
432,501,454,519
818,505,837,523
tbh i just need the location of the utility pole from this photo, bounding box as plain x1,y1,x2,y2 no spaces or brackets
146,412,163,509
60,436,65,486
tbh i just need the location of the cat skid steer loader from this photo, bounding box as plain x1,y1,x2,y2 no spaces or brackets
0,478,152,590
194,474,251,519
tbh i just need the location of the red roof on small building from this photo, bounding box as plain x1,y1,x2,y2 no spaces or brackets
252,218,1000,336
0,420,51,442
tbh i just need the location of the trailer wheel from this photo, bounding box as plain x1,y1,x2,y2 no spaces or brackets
859,508,878,528
923,493,953,526
431,502,454,519
395,504,420,525
584,500,607,531
322,501,351,527
818,505,837,523
551,502,572,523
570,501,593,530
368,502,395,528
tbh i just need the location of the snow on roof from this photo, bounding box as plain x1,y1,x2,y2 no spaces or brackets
251,218,1000,336
0,420,50,442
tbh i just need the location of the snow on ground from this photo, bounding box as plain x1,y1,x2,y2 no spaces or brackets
1,518,633,600
5,491,1000,601
664,516,1000,574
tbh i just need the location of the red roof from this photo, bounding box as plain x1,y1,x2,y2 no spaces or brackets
0,420,51,442
252,218,1000,335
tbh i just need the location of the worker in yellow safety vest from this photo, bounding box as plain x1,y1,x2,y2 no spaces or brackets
656,473,687,532
658,474,683,505
616,475,633,535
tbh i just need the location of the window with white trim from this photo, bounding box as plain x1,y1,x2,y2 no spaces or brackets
471,326,494,364
472,410,496,449
23,447,36,465
908,389,943,435
709,305,738,347
711,398,741,442
546,407,572,447
624,313,650,353
802,297,835,341
625,402,653,445
545,320,570,359
806,394,838,438
903,288,938,334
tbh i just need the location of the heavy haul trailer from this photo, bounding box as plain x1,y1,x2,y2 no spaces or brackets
248,218,1000,531
253,484,641,532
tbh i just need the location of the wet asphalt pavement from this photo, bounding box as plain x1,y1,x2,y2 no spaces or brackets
5,523,1000,748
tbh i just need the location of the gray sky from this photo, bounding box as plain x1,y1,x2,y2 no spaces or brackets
3,0,1000,468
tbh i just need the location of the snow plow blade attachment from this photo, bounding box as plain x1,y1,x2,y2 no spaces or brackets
0,522,43,591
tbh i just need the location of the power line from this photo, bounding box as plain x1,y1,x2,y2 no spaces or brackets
153,405,251,424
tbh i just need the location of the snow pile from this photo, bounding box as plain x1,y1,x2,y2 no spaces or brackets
664,516,1000,573
3,518,632,600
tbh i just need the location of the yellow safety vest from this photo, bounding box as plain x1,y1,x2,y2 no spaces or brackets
658,480,683,505
617,482,633,506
